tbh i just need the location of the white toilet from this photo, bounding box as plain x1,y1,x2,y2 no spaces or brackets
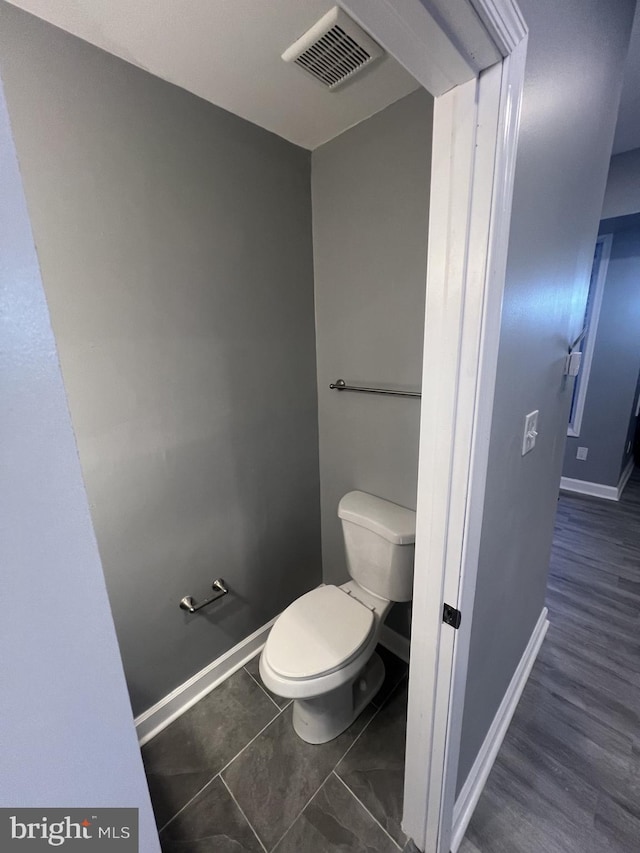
260,490,415,744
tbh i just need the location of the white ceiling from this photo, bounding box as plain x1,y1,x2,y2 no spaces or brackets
613,3,640,156
5,0,421,150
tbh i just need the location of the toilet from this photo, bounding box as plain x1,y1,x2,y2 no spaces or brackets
260,490,415,744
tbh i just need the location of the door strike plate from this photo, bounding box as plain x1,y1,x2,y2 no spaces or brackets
442,603,462,629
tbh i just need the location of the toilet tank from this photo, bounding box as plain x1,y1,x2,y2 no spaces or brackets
338,491,416,602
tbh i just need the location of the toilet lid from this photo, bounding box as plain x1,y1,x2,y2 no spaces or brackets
264,585,375,680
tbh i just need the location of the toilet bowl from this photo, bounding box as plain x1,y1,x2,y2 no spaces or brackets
260,491,415,744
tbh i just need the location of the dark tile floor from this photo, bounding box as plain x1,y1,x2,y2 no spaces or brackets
142,645,409,852
461,468,640,853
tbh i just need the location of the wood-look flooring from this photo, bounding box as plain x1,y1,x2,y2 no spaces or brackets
462,467,640,853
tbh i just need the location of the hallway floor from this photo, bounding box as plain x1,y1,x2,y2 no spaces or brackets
142,644,409,852
462,468,640,853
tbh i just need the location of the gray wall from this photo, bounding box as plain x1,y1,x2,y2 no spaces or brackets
0,3,321,716
602,147,640,219
0,75,159,851
457,0,635,792
312,89,433,637
563,214,640,486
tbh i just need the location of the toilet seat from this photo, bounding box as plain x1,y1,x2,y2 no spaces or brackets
263,585,375,680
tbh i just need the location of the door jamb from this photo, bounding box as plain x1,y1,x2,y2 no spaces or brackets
339,2,528,850
408,40,529,853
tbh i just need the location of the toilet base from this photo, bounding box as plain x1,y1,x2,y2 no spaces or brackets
292,652,385,744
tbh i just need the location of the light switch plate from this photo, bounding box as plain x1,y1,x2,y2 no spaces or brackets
522,410,539,456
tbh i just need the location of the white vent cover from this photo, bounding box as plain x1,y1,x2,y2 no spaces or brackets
282,7,383,91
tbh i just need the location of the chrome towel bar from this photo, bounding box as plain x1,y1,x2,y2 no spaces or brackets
329,378,421,398
180,578,228,613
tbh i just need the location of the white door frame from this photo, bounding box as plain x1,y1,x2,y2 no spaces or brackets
567,233,613,438
340,2,528,851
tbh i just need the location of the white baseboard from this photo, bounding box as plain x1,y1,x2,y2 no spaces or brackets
135,617,276,746
560,461,635,502
450,607,549,853
379,624,411,664
560,476,618,501
617,459,635,499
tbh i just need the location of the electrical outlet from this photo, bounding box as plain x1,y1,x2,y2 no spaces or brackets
522,410,539,456
576,446,588,461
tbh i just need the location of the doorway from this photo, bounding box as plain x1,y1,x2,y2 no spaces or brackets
0,1,528,850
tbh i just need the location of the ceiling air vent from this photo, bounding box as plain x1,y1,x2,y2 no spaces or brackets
282,7,384,91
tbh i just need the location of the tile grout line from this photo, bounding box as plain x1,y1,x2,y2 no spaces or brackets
332,770,403,851
268,701,388,852
220,773,269,853
268,763,339,853
157,772,220,835
333,698,386,769
333,676,408,770
157,705,284,835
243,664,284,712
218,703,285,779
372,673,408,713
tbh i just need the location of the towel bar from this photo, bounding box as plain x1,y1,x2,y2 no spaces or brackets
329,378,421,398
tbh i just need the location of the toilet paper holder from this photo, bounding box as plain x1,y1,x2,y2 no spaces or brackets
179,578,228,613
